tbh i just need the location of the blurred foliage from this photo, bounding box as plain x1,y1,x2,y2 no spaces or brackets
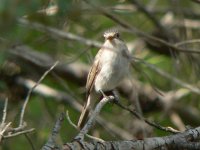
1,0,200,149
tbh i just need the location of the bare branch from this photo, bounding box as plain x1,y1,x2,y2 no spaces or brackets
1,98,8,125
66,111,104,142
0,122,12,141
175,39,200,47
19,61,59,127
3,128,35,139
42,113,64,150
66,111,78,129
114,101,180,134
24,134,36,150
132,58,200,95
64,126,200,150
18,18,102,48
74,96,114,141
7,122,27,133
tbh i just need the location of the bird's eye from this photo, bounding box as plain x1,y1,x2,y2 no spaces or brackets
116,33,120,38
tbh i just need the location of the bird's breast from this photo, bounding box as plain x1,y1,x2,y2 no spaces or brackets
94,49,129,92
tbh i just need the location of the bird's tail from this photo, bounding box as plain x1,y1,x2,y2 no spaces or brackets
77,95,91,129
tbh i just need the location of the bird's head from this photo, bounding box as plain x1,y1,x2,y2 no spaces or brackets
103,29,121,41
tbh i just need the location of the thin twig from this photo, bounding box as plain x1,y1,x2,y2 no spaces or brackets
3,128,35,139
1,98,8,125
19,61,59,127
66,111,77,129
175,39,200,47
24,134,36,150
132,58,200,95
7,122,26,133
42,112,64,150
0,122,11,142
74,96,114,141
114,101,180,134
18,18,102,48
0,122,12,136
66,111,104,142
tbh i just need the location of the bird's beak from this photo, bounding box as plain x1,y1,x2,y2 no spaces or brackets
107,36,114,41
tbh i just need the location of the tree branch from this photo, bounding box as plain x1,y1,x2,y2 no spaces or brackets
63,126,200,150
19,61,59,127
42,113,65,150
1,98,8,125
74,96,114,141
114,101,180,134
83,0,200,54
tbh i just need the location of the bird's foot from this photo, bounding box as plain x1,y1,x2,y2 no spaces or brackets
99,90,110,100
99,90,116,102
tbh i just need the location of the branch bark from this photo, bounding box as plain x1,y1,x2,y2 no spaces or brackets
63,126,200,150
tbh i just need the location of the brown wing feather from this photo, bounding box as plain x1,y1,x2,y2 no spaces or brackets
77,49,103,129
86,49,103,97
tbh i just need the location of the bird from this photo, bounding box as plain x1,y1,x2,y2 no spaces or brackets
77,29,130,129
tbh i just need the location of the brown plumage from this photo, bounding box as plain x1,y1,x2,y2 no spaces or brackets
77,29,130,129
77,50,102,129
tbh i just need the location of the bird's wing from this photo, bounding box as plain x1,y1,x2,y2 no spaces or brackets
77,49,103,129
85,49,103,97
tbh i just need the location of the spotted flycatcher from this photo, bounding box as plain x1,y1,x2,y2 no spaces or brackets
78,29,130,129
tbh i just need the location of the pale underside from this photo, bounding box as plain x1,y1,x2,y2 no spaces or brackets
86,39,130,98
